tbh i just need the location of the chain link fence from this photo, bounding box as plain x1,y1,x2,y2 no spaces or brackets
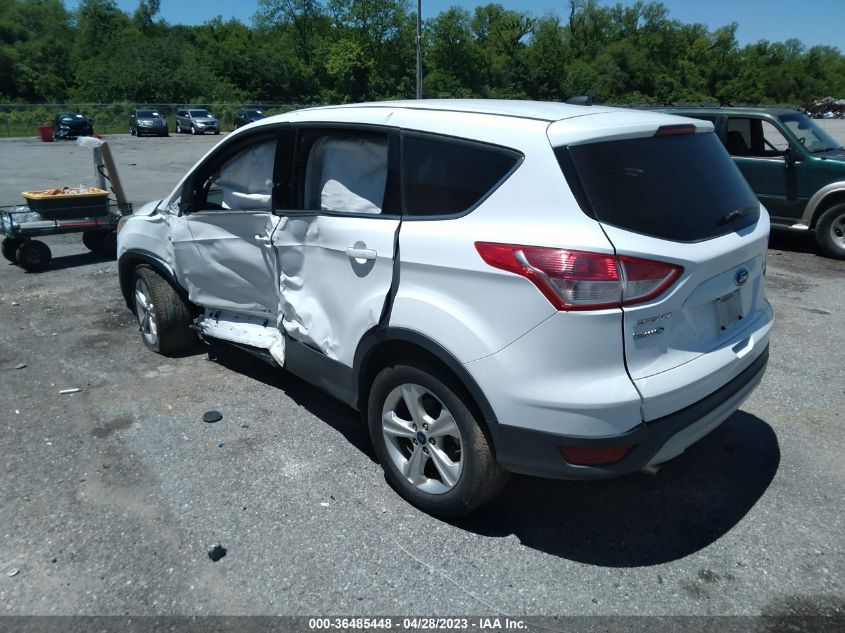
0,102,309,138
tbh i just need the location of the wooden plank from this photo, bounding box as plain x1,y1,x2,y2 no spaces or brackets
99,141,131,214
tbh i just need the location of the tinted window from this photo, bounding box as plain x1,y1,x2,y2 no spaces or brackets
556,132,759,242
401,134,519,216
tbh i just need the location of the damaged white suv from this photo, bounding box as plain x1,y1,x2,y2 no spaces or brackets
117,100,773,516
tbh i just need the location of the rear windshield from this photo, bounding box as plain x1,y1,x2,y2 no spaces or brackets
555,132,759,242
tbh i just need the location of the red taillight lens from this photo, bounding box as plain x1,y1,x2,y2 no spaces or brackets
475,242,682,311
559,445,634,466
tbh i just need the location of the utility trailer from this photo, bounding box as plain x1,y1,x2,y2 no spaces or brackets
0,137,131,272
1,198,129,271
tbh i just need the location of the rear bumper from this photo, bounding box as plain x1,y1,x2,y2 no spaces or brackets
489,344,769,479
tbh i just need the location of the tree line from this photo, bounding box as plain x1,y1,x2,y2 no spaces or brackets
1,0,843,107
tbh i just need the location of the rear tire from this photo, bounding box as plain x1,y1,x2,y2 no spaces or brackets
101,231,117,258
15,240,51,272
367,364,508,517
176,122,182,134
82,230,106,252
2,237,23,262
816,202,845,260
132,266,195,354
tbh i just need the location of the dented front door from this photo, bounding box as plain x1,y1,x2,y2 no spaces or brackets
171,132,282,318
271,126,400,367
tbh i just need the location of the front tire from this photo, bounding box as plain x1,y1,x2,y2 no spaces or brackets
367,364,508,516
816,202,845,260
190,124,198,135
132,266,195,354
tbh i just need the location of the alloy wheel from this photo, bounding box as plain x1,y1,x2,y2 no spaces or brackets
381,383,463,495
134,277,158,347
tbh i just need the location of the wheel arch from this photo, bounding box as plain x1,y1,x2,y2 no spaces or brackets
803,183,845,228
354,328,499,429
118,250,192,312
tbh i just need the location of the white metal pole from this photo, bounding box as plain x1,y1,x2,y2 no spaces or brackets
416,0,422,99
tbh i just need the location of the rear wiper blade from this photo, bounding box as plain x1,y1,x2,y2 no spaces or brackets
718,205,756,226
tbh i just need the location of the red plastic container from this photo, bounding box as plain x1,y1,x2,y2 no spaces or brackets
37,125,53,142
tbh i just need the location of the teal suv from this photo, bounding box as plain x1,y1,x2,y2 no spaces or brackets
661,106,845,259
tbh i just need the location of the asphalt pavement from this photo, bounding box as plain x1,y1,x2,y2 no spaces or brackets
0,127,842,623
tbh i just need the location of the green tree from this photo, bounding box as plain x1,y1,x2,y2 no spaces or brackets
0,0,73,101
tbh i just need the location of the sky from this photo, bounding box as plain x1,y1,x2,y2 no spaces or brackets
66,0,845,51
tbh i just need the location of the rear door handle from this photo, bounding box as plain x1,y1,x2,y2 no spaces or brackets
346,247,377,260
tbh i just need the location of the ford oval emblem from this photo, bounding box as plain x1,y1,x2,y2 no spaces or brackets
735,268,749,286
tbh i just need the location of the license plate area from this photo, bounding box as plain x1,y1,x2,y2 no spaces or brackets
716,290,743,334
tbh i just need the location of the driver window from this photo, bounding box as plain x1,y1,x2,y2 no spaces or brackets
200,139,276,211
761,121,789,153
727,117,789,158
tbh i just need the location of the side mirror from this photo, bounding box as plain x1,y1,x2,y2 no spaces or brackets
785,147,802,168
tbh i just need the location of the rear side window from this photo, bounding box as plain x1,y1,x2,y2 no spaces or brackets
556,132,759,242
401,133,519,217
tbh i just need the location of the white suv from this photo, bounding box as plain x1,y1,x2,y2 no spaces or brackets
117,100,773,516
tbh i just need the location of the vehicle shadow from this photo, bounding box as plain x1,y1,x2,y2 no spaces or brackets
768,227,822,255
202,343,778,567
208,342,375,461
451,411,779,567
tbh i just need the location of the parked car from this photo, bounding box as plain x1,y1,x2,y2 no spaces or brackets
659,106,845,259
175,108,220,135
52,112,93,140
117,100,773,516
234,108,267,129
130,108,168,137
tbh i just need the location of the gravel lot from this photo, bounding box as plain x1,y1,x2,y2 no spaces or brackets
0,125,843,623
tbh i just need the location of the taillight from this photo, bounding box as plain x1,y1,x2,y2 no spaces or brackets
475,242,682,311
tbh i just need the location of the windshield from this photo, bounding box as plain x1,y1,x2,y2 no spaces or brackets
779,113,843,152
137,110,160,118
190,110,211,118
